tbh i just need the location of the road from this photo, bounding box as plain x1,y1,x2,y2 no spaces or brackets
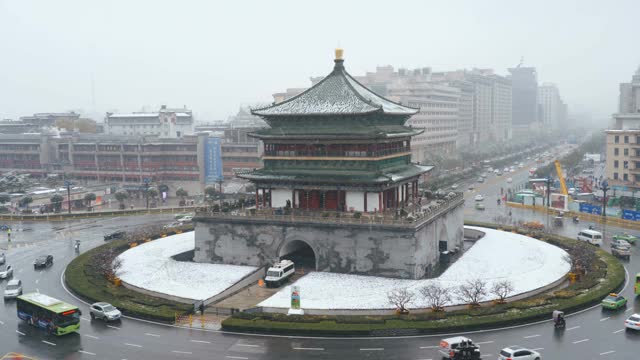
0,178,639,359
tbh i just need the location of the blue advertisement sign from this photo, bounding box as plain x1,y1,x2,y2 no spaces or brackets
622,209,640,221
579,202,602,215
203,137,223,184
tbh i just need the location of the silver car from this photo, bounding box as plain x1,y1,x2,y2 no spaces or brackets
0,265,13,279
3,279,22,299
90,302,122,322
499,346,541,360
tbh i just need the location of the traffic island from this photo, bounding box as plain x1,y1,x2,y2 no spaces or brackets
221,221,625,336
64,225,195,323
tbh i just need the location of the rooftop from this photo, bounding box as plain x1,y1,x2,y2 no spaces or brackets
252,49,418,118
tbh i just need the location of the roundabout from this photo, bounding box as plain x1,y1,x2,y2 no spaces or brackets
0,212,637,359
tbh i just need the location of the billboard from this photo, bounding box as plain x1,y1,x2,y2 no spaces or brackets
204,137,223,184
579,202,602,215
622,209,640,221
549,193,569,211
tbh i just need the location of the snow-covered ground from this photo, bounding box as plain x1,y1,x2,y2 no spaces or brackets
116,232,257,301
259,226,570,310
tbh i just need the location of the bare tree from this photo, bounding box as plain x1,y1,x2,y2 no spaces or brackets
387,287,414,314
92,248,123,280
420,283,452,311
562,243,596,275
490,280,514,303
456,279,487,306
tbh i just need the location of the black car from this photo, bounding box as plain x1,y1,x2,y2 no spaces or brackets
104,231,126,241
34,255,53,269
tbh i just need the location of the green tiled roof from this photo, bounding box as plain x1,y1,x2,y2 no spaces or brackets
251,124,422,139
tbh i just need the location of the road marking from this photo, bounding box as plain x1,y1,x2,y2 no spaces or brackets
236,344,259,347
15,330,25,335
484,355,493,358
81,317,90,322
124,343,143,348
0,320,4,325
78,350,96,356
107,325,120,330
524,334,540,339
84,334,99,339
600,317,610,322
35,279,39,284
600,350,615,356
145,333,160,337
625,308,632,312
566,326,580,331
293,347,324,351
189,339,211,344
226,357,248,360
360,348,384,351
531,348,544,351
613,329,625,334
171,351,192,355
419,345,439,349
573,339,589,344
42,340,56,346
475,341,494,345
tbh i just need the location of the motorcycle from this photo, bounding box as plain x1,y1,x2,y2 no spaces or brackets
572,216,579,224
74,240,80,253
553,310,566,329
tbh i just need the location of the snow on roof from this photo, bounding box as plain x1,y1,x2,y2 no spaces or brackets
259,226,570,310
108,112,192,118
116,232,257,301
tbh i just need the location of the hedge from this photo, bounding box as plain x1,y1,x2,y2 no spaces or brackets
64,225,195,323
222,222,625,336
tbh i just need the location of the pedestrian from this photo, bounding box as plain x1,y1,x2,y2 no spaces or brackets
199,300,205,314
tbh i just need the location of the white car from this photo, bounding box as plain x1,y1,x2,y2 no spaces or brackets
90,302,122,322
179,215,193,223
3,279,22,299
507,177,513,183
451,184,459,190
0,265,13,279
474,194,484,201
499,345,541,360
625,313,640,330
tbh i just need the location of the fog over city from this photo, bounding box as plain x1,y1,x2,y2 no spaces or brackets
1,0,637,123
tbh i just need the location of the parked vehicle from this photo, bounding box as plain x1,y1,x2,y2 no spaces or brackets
625,313,640,331
264,260,295,288
611,239,631,260
34,255,53,269
89,302,122,322
613,233,638,244
4,279,23,299
439,336,481,359
498,345,541,360
577,229,603,246
17,292,81,335
601,293,627,310
104,231,126,241
0,252,5,265
0,265,13,279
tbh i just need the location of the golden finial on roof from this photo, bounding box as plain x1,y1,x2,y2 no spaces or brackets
335,48,344,60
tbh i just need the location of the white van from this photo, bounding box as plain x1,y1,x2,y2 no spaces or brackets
264,260,295,288
577,229,603,246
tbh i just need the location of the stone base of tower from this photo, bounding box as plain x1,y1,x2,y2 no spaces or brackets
193,196,463,280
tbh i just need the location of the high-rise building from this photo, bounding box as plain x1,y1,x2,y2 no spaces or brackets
508,66,538,128
605,66,640,188
538,83,567,129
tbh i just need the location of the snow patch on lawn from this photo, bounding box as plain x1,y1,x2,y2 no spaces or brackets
116,232,257,301
259,226,570,310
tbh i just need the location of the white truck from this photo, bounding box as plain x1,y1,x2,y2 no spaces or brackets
264,260,295,288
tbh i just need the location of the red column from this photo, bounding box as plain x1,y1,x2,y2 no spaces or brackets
364,191,367,212
255,188,259,208
292,190,296,208
379,191,382,212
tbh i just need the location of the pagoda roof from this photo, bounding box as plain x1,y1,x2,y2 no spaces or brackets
252,52,418,117
251,124,422,140
237,164,433,185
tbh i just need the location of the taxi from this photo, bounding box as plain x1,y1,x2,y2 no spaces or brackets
601,293,627,310
612,233,638,244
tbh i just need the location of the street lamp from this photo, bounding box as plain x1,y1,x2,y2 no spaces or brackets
64,180,73,214
143,178,150,209
601,180,609,218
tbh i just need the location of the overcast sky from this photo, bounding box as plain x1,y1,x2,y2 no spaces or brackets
1,0,637,123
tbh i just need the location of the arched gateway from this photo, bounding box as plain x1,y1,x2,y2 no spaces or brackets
277,240,317,271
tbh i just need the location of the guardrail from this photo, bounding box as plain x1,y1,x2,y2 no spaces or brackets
195,193,464,228
0,206,196,221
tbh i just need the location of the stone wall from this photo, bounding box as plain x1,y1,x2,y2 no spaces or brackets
194,203,464,280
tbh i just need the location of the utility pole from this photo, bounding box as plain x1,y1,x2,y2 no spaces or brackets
64,180,73,214
144,178,150,209
601,180,609,217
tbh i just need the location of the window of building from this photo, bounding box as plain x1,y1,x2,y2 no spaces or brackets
615,135,619,143
614,160,619,168
636,136,640,144
624,173,629,181
624,161,629,169
614,148,619,156
625,148,629,156
625,136,629,143
614,172,619,180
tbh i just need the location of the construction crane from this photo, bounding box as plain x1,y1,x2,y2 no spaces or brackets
554,160,569,196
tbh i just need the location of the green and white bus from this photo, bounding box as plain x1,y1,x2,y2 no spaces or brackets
17,292,81,335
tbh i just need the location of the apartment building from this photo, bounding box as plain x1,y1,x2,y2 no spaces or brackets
538,83,567,129
105,105,194,138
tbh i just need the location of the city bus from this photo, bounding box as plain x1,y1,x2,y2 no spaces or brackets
17,293,81,335
636,273,640,295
